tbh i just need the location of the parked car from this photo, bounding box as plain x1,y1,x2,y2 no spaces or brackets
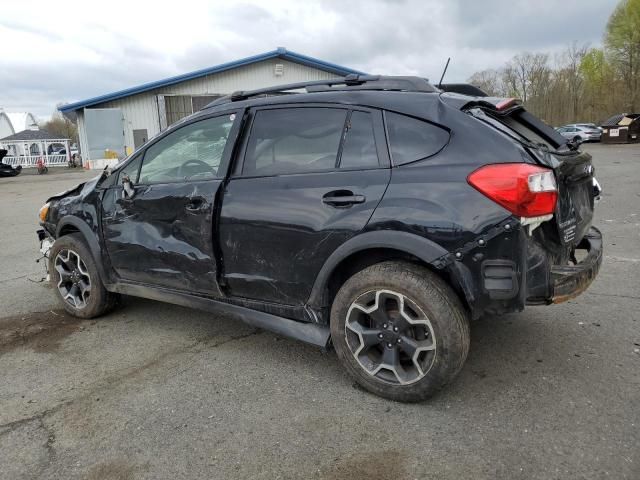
566,123,603,133
556,125,601,143
36,76,602,402
0,149,22,177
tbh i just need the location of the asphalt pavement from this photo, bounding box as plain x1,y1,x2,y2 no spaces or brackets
0,144,638,479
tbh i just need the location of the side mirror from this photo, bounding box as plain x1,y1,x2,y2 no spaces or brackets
122,175,135,199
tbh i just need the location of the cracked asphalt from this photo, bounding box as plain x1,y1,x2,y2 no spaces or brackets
1,144,638,480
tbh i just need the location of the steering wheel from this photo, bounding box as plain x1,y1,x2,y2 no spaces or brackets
177,159,213,179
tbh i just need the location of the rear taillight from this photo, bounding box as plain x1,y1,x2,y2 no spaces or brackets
467,163,557,217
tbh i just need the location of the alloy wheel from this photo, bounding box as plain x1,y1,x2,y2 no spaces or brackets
345,289,436,385
54,249,92,309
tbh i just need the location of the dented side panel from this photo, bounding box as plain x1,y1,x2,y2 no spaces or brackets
101,180,223,296
219,168,391,305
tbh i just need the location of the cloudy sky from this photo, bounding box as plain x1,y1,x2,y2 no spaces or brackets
0,0,619,118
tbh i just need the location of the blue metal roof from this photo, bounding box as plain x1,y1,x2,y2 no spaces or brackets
59,48,365,113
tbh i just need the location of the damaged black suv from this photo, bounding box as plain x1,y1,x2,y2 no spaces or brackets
38,76,602,402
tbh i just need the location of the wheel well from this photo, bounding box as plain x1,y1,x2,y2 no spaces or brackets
325,248,469,313
58,224,80,237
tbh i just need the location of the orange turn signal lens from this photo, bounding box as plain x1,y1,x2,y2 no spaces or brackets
39,202,50,222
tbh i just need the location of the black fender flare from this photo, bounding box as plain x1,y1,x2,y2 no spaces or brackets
55,215,111,286
306,230,476,310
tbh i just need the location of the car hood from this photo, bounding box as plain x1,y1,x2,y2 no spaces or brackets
46,175,102,203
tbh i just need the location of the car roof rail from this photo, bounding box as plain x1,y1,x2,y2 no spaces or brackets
204,75,438,108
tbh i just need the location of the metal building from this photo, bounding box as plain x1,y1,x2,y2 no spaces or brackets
58,48,363,163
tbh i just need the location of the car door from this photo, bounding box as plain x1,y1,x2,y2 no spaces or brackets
101,111,241,295
219,105,391,305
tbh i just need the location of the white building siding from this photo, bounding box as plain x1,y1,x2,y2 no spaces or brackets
88,59,339,156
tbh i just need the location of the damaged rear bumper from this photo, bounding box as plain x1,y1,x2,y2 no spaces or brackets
549,226,603,303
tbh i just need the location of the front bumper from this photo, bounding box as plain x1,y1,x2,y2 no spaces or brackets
37,228,55,281
549,226,603,303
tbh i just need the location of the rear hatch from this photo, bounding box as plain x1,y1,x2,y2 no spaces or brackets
445,95,595,252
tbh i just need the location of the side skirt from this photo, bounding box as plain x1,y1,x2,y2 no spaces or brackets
111,282,331,348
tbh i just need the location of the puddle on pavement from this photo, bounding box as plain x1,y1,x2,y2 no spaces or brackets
0,309,85,355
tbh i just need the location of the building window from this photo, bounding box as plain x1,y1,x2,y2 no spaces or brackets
164,95,222,127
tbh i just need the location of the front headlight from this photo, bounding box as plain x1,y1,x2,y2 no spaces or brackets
38,202,50,222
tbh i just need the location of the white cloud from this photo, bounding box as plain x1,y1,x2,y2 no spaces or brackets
0,0,619,118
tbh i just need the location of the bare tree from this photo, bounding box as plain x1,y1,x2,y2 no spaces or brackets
467,69,503,96
40,110,78,144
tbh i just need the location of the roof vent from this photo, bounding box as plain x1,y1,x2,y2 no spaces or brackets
274,63,284,77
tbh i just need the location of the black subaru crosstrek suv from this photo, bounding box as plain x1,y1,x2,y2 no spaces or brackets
37,76,602,402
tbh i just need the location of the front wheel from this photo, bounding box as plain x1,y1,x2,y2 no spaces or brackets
49,233,119,318
331,261,470,402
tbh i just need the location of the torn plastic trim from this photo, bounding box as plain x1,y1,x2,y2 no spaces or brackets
521,214,554,236
112,281,331,348
431,218,519,269
550,227,603,304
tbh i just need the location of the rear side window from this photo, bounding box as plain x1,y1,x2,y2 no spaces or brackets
385,112,449,165
339,111,379,169
243,108,347,176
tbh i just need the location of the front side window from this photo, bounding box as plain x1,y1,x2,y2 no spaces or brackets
138,115,234,184
117,154,142,184
385,112,449,165
243,108,347,176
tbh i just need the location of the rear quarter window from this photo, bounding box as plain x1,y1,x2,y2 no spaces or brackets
384,112,449,165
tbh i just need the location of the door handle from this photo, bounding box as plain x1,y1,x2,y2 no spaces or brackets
186,197,206,212
322,190,366,207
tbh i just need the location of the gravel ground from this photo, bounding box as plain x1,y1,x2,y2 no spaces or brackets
0,144,638,480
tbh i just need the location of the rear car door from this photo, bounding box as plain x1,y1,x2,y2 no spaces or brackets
101,111,241,295
219,105,391,305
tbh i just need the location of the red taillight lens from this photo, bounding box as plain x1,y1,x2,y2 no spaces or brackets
467,163,558,217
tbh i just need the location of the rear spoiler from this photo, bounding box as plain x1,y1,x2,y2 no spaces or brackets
438,83,489,97
441,93,567,148
440,92,523,112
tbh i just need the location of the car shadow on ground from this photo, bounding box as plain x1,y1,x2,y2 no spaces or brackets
100,297,583,403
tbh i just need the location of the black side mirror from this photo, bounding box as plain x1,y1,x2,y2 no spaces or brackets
122,175,135,199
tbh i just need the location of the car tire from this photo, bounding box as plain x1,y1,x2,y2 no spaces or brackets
330,261,470,402
49,233,119,318
573,135,582,144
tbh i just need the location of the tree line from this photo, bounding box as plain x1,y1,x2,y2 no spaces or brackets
467,0,640,127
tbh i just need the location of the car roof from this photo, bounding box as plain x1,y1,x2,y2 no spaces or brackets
199,89,446,122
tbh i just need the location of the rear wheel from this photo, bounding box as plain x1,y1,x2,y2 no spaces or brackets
331,261,470,402
573,135,583,144
49,233,118,318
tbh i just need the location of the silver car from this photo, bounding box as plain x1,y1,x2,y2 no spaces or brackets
556,125,602,143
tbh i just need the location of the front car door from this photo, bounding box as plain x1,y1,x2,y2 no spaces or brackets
219,105,391,305
101,111,241,295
